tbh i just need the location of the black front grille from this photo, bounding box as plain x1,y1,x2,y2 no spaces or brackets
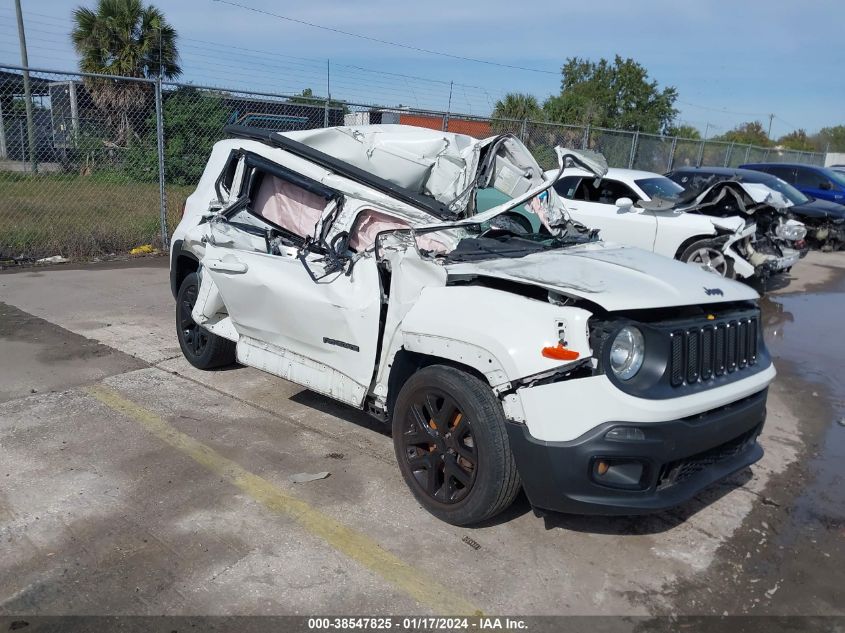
669,316,759,388
657,426,760,490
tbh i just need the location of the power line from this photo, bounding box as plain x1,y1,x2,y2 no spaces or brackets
677,99,769,118
209,0,559,75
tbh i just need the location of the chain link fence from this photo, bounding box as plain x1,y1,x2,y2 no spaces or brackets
0,64,829,262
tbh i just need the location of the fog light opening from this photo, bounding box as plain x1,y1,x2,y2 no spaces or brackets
591,458,646,489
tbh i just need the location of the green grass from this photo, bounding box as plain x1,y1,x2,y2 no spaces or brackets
0,172,193,260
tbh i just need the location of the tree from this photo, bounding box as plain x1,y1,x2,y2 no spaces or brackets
71,0,181,145
777,129,814,152
713,121,771,147
812,125,845,152
542,56,678,134
667,124,701,140
492,93,544,122
127,87,229,185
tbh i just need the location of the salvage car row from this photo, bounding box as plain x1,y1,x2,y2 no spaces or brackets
545,164,844,282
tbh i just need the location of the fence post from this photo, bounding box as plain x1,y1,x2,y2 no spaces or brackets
582,125,590,150
520,118,528,143
724,143,733,167
154,78,169,251
0,100,6,160
667,136,677,171
744,146,751,163
628,131,639,168
696,139,705,167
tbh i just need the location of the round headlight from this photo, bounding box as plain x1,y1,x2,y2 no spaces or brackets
609,326,645,381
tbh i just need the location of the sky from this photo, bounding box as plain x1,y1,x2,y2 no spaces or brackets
1,0,843,138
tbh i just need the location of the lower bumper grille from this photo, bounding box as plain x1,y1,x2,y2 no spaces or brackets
656,426,760,491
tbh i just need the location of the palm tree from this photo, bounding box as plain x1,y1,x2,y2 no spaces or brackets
71,0,181,145
492,93,543,122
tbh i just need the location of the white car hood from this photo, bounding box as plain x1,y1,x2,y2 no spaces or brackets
446,242,758,311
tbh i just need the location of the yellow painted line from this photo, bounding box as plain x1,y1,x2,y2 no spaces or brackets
83,383,481,615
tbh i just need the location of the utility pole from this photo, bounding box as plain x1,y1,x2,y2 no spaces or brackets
155,26,168,249
767,113,774,139
697,122,713,167
324,59,330,127
443,81,453,132
14,0,37,173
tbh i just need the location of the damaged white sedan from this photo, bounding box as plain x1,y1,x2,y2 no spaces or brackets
547,167,805,280
170,124,775,525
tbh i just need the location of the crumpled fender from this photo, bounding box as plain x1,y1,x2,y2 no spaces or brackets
398,284,593,387
709,215,748,234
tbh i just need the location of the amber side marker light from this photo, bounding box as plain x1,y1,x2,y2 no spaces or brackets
596,460,610,476
541,344,580,361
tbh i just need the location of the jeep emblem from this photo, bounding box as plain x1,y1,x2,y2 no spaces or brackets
703,287,724,296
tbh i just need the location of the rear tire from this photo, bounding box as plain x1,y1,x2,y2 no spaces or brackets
392,365,521,525
176,272,236,370
679,239,735,279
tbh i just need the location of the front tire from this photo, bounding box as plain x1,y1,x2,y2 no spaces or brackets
176,272,236,370
679,239,735,278
392,365,521,525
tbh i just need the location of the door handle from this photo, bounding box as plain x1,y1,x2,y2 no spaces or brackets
206,259,248,274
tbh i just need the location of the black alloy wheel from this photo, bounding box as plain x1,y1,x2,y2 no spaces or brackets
399,389,478,505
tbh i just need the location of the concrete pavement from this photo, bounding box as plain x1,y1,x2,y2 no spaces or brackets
0,253,842,616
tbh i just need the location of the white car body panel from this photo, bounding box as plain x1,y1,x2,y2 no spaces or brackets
202,242,382,407
561,197,659,252
516,364,776,442
399,285,593,386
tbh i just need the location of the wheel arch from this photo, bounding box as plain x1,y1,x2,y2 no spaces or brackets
674,233,721,260
170,239,199,299
386,349,491,421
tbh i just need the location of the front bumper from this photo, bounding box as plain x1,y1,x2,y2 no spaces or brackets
771,246,802,271
506,388,767,515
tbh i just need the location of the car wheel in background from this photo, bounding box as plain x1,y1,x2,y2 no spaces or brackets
680,239,736,278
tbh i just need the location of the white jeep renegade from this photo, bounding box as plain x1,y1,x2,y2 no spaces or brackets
170,124,775,525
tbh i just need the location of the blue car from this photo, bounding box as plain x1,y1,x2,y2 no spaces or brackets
740,163,845,206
